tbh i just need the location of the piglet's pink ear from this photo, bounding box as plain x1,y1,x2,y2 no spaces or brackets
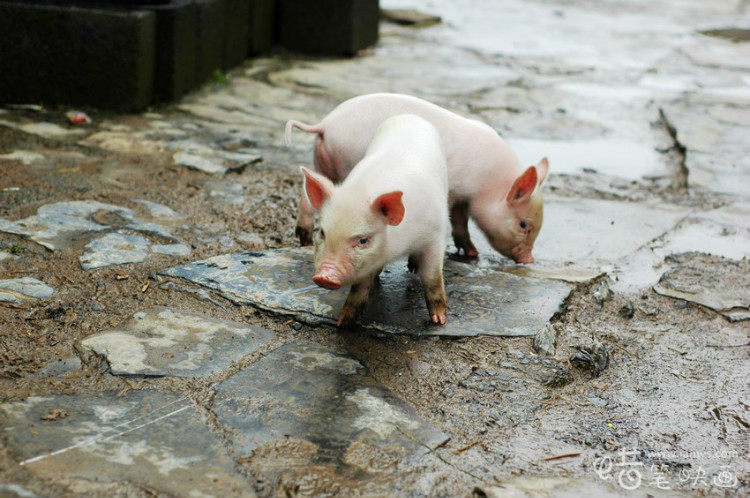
535,157,549,186
301,167,334,210
372,191,405,226
506,166,538,205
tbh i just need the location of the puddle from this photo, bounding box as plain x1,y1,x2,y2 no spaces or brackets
607,247,666,295
508,138,668,181
162,248,571,337
387,0,681,69
472,199,689,264
653,219,750,261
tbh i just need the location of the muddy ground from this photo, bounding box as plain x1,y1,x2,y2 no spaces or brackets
2,1,750,497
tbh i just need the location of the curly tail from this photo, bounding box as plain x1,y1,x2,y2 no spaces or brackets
285,120,324,145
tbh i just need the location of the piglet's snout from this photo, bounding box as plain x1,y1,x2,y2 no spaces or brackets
313,265,342,290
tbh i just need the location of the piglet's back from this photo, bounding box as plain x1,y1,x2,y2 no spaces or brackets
344,113,449,201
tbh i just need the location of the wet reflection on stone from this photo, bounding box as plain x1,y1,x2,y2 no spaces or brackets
654,202,750,261
80,306,275,376
0,391,255,498
654,252,750,322
524,198,689,263
162,248,571,337
212,344,448,484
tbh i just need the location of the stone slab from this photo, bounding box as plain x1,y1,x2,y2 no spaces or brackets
0,200,190,269
131,199,186,220
0,2,156,111
661,103,750,196
0,390,255,498
0,200,137,251
80,306,274,376
0,484,44,498
161,248,572,337
654,252,750,322
170,139,262,175
80,232,190,270
212,344,448,474
0,277,55,303
0,150,45,165
475,476,682,498
653,201,750,261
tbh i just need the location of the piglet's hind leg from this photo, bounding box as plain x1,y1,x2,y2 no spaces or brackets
450,201,478,258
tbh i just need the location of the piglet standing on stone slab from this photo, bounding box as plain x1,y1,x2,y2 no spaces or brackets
287,92,548,264
302,114,450,327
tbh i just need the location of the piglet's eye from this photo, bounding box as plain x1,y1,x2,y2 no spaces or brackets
358,237,370,245
519,221,528,230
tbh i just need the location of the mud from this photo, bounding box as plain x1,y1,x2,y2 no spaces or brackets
2,0,750,496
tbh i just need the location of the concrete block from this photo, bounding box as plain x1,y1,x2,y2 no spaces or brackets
224,0,250,68
248,0,275,55
194,0,226,84
275,0,379,55
126,0,198,102
0,1,156,111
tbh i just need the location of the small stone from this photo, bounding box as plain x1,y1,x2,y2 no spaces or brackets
570,341,610,375
533,323,558,356
618,301,634,319
381,9,441,27
593,282,613,305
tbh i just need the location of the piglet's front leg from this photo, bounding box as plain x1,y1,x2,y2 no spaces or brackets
413,245,448,325
337,274,375,328
423,272,447,325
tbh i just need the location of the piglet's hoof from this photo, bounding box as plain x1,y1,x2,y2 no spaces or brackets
428,301,448,325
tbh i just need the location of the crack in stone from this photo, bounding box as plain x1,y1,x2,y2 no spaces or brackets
658,107,689,190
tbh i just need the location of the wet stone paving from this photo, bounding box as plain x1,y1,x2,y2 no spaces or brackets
2,0,750,497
